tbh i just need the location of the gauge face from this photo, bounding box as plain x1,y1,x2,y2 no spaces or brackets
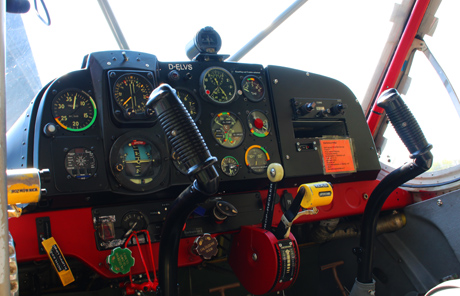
171,149,188,175
52,89,97,132
242,76,265,102
211,112,244,148
221,156,240,177
248,110,270,138
245,145,270,174
176,89,200,120
113,73,154,118
121,212,147,231
65,148,97,180
110,136,163,191
201,67,237,104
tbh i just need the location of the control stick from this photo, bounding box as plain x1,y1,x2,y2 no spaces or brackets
351,88,433,295
146,84,219,296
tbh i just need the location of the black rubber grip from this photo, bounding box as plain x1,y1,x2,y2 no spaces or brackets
147,84,214,175
377,88,430,158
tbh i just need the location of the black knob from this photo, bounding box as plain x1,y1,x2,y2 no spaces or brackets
213,200,238,221
168,70,180,81
299,102,316,115
330,103,347,115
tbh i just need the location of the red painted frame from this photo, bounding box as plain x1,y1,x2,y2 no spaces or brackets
8,180,411,279
367,0,431,135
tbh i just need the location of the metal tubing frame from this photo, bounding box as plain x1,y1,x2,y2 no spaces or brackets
97,0,130,50
367,0,431,136
0,0,10,294
227,0,308,62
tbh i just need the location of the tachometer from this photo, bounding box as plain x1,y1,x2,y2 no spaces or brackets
211,112,244,148
200,67,237,104
52,89,97,132
113,73,154,118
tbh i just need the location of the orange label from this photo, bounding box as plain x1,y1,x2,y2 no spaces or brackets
320,139,356,174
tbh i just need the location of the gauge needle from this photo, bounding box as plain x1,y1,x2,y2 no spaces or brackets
125,159,154,164
123,96,132,106
73,95,77,109
123,222,138,238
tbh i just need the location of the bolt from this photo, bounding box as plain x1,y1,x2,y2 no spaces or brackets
252,253,258,261
437,199,443,206
273,79,278,84
286,155,290,160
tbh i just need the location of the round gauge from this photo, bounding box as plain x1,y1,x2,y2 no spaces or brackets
176,89,200,120
245,145,270,174
121,212,147,231
248,110,270,138
171,149,187,175
110,135,164,191
242,76,265,102
65,147,97,180
221,156,240,177
200,67,237,104
211,112,245,148
52,89,97,132
113,73,154,118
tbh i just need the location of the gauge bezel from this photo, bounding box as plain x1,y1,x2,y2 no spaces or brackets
51,89,97,132
108,70,157,124
109,132,167,192
220,156,240,177
200,67,237,104
247,109,271,138
241,75,265,102
245,145,270,174
175,88,201,121
211,111,245,149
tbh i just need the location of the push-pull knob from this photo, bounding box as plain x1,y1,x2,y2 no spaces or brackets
192,234,218,260
213,200,238,221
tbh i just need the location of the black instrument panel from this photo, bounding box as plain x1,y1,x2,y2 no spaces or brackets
9,50,380,199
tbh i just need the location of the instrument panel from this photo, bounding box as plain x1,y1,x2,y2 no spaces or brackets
8,50,380,201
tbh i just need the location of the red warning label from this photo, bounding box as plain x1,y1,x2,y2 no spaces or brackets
320,139,356,174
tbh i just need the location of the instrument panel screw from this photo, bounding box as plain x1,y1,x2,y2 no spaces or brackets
437,199,443,206
286,155,290,160
363,194,369,200
273,79,278,84
252,253,258,261
109,71,116,78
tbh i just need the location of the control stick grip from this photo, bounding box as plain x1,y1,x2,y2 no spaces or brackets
377,88,431,158
147,84,217,183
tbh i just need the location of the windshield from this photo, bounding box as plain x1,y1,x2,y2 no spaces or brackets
6,0,398,130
